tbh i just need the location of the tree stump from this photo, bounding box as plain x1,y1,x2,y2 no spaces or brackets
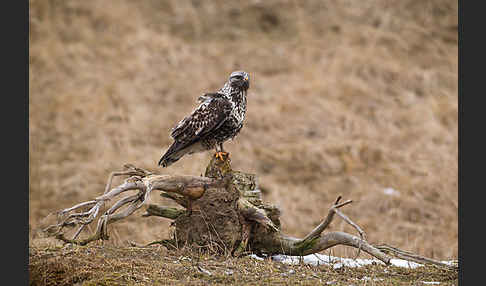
160,155,280,256
44,156,457,269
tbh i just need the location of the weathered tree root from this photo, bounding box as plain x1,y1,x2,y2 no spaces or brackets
44,163,227,245
43,157,454,270
244,196,389,264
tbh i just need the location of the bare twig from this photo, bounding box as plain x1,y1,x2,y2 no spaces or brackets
128,239,178,249
301,196,353,242
374,244,458,270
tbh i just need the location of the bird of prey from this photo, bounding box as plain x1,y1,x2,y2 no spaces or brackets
158,71,250,167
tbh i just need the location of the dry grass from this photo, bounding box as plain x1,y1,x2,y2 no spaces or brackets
29,244,458,286
29,0,457,263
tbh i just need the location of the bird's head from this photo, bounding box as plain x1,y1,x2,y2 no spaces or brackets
229,71,250,90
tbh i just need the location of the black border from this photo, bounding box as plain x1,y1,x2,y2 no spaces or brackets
16,0,29,283
458,1,463,284
457,0,462,280
24,0,30,284
5,0,29,283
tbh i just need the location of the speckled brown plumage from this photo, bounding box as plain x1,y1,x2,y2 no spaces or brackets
158,71,250,167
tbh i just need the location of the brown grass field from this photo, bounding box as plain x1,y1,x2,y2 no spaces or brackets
29,0,458,282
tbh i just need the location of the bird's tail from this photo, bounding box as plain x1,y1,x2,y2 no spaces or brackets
159,140,208,167
158,142,187,167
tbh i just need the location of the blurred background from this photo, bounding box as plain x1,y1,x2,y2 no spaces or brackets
29,0,458,259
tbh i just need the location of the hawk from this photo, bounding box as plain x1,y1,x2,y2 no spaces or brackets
158,71,250,167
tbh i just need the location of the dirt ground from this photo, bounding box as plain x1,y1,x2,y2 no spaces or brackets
29,245,458,286
29,0,458,260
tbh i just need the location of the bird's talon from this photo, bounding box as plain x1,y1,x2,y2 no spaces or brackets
214,152,228,161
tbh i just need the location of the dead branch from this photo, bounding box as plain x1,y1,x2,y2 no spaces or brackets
44,164,227,245
142,204,186,219
248,196,391,265
160,192,188,208
374,244,458,270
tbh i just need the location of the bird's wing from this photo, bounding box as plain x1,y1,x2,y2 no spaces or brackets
170,97,233,143
197,92,226,103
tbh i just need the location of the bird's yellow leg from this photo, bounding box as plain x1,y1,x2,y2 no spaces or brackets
214,143,229,161
214,151,229,161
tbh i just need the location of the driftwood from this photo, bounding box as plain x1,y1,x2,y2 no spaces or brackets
43,156,455,270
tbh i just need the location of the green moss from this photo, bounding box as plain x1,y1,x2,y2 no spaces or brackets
204,155,233,178
292,236,320,255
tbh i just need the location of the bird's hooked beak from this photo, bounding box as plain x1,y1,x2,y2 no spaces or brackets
242,74,250,90
229,71,250,89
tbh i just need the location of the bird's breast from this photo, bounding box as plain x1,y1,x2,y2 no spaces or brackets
229,90,247,125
